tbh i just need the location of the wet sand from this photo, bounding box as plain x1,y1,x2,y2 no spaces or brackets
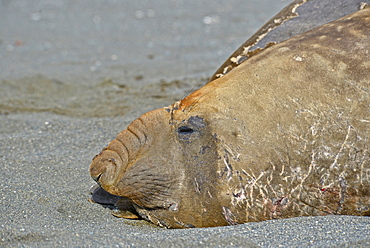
1,0,369,247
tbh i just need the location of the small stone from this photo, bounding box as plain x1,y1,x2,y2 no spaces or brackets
111,54,118,60
135,10,145,19
93,15,101,24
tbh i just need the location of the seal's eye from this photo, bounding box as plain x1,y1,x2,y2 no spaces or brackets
177,126,194,134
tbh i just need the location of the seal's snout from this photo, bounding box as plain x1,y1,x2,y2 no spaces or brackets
90,111,164,195
90,148,124,192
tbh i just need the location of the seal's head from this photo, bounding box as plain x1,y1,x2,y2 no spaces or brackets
90,90,229,228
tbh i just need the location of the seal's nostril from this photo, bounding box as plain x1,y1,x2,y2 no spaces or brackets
91,172,103,182
96,173,102,182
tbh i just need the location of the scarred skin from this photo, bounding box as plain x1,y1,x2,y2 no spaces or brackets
209,0,370,82
90,8,370,228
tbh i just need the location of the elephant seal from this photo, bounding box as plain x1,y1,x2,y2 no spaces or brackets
90,7,370,228
209,0,369,82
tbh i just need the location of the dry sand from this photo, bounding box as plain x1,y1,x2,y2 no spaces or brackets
1,0,369,247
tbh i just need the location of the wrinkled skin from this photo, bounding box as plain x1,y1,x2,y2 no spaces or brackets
90,8,370,228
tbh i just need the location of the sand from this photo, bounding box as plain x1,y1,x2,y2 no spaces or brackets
1,0,369,247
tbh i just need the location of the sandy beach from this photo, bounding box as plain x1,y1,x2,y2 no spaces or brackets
1,0,369,247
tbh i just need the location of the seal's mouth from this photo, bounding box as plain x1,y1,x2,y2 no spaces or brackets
90,184,120,205
89,184,142,220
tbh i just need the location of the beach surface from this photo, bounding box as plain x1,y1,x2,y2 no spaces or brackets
1,1,369,247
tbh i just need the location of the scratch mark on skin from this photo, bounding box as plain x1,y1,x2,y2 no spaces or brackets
290,150,316,195
174,217,195,228
330,125,352,170
269,196,290,218
337,176,348,214
299,195,335,215
266,163,279,197
360,152,368,184
194,178,200,194
242,169,266,203
222,206,238,225
223,155,233,181
280,164,285,176
232,185,247,206
224,144,241,161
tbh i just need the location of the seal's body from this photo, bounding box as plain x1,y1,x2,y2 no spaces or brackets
90,6,370,228
209,0,370,82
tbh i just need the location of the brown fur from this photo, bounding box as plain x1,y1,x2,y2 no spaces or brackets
90,8,370,228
